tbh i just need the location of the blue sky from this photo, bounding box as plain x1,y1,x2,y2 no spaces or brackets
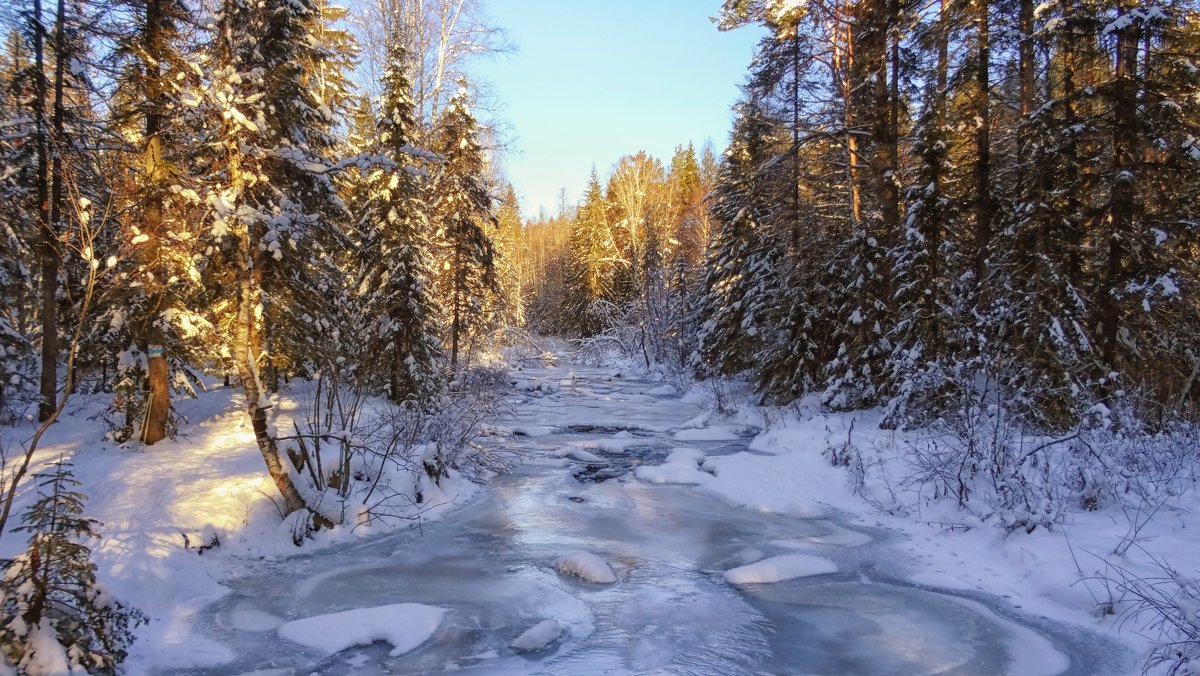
469,1,763,218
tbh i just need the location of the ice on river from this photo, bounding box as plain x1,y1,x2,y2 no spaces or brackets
170,365,1122,675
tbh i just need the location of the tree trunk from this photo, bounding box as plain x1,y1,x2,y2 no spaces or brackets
235,253,307,516
1016,0,1034,161
450,231,463,371
33,0,55,422
141,0,169,444
791,25,801,250
973,0,992,284
844,22,862,227
1097,1,1141,369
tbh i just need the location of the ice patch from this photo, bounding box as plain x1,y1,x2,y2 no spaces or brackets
511,619,563,652
226,604,284,631
553,551,618,583
724,554,838,585
554,446,605,463
277,603,445,656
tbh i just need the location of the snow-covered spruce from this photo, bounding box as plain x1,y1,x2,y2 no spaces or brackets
0,463,146,674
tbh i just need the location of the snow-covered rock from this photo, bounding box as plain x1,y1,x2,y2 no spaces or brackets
553,551,618,583
511,619,563,652
277,603,445,656
723,554,838,585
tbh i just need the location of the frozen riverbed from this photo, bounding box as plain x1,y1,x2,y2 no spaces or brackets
175,366,1130,675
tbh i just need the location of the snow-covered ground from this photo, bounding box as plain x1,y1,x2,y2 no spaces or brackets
2,364,1170,674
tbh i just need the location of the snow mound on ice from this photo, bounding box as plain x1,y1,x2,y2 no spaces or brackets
511,619,563,652
723,553,838,585
553,551,618,583
634,448,710,485
674,426,742,441
278,603,445,656
635,462,707,485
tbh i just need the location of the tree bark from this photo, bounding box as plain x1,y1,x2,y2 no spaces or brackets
235,248,307,516
1016,0,1035,161
33,0,55,422
1097,0,1141,369
973,0,992,284
141,0,169,444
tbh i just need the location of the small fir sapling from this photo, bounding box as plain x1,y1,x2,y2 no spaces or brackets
0,462,146,674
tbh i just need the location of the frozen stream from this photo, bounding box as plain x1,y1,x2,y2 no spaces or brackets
177,366,1128,675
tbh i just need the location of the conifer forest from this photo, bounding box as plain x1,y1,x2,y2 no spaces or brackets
0,0,1199,673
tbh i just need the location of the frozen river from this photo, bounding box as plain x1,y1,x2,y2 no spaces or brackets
176,366,1130,675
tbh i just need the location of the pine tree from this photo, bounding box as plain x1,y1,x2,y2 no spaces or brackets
90,0,215,444
356,36,442,404
0,462,146,674
431,85,497,371
493,183,525,330
884,0,962,425
0,29,38,419
693,98,775,379
565,169,617,336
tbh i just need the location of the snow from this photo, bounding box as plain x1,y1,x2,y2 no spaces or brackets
553,551,618,583
277,603,445,656
697,449,828,518
511,619,563,652
673,425,743,441
0,364,1160,673
634,447,708,485
723,553,838,584
225,603,285,631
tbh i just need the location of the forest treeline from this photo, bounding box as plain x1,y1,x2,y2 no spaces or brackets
523,0,1200,431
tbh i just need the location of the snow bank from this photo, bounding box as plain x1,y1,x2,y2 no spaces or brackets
553,551,618,583
277,603,445,656
698,453,826,518
634,447,709,485
635,462,707,485
723,554,838,585
511,619,563,652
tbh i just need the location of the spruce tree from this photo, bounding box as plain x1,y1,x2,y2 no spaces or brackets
565,169,617,337
0,462,146,674
432,85,497,371
357,37,442,404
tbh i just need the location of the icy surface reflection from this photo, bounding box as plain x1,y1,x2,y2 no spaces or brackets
176,367,1127,675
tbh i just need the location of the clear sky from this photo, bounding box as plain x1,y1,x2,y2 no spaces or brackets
469,1,763,219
